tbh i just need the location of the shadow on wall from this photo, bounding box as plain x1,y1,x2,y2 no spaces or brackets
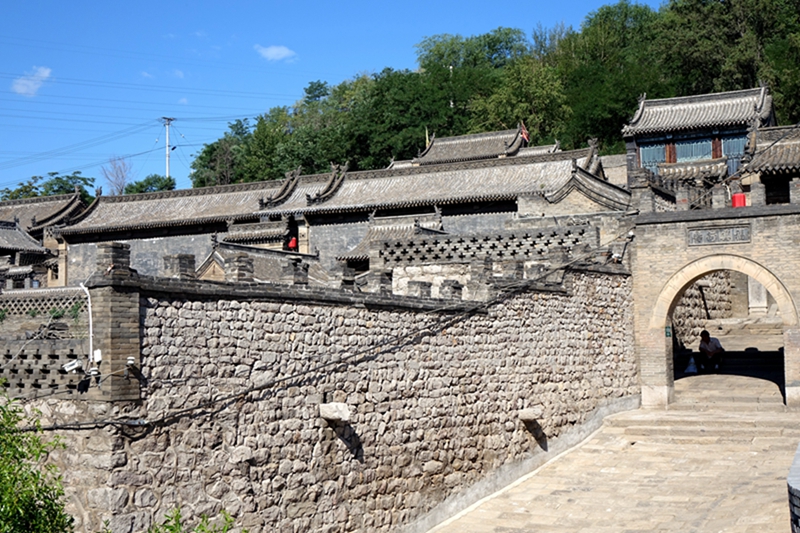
332,422,364,462
522,420,548,452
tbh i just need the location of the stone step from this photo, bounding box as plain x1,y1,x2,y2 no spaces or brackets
666,401,787,412
606,425,800,439
605,412,793,428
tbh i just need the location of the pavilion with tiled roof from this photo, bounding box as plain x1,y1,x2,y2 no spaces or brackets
624,88,776,185
623,87,774,138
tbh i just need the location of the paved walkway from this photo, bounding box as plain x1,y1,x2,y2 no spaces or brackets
428,375,800,533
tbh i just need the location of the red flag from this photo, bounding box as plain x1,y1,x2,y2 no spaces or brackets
520,122,530,143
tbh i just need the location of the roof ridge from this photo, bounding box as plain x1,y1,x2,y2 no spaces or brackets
640,88,765,107
0,192,79,208
433,129,519,144
339,147,592,183
100,179,285,203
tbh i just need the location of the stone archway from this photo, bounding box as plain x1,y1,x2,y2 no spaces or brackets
639,254,800,407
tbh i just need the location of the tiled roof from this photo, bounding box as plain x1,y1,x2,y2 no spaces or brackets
623,88,774,137
259,148,597,217
59,180,290,236
515,143,560,157
747,126,800,173
0,222,47,253
413,128,526,165
0,192,83,232
58,142,623,236
657,158,728,182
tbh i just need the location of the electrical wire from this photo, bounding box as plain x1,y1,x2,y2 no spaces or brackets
16,225,636,433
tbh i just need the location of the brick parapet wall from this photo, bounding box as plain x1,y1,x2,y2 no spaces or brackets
25,269,637,533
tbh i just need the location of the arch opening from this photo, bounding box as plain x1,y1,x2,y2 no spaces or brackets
640,254,799,407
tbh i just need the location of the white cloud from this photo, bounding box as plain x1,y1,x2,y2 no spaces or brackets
178,98,188,104
11,66,51,97
193,30,207,38
141,71,154,79
173,69,184,79
254,44,296,62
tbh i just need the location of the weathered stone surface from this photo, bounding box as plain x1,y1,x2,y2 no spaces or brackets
319,402,351,422
22,270,637,533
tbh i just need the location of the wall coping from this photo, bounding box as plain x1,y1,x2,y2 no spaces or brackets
636,204,800,226
84,264,628,312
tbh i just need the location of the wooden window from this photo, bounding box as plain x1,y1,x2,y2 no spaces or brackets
666,143,676,164
712,138,722,159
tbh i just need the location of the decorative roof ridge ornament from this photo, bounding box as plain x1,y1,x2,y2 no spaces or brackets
628,94,647,128
416,133,435,159
306,162,349,205
260,166,302,209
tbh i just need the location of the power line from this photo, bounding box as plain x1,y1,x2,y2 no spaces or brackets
0,122,157,171
18,226,637,431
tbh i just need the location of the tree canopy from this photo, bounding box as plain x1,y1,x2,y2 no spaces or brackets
0,172,95,204
178,0,800,186
123,174,176,195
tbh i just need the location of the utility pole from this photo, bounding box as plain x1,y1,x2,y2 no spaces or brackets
161,117,175,178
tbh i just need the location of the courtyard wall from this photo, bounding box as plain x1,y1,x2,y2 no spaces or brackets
13,267,638,533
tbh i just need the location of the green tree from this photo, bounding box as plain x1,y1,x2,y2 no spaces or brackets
551,0,666,152
468,56,571,142
0,172,95,204
0,176,42,201
416,27,530,70
0,392,74,533
190,120,253,187
123,174,176,195
657,0,800,122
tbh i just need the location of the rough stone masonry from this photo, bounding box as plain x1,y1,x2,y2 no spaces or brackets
22,266,638,533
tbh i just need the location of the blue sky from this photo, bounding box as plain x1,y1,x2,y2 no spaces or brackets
1,1,662,192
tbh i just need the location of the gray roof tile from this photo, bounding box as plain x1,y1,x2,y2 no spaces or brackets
0,222,47,253
413,128,526,165
59,143,615,235
658,158,728,182
623,88,773,137
748,126,800,173
0,192,83,231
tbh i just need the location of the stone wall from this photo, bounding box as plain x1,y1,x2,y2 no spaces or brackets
671,271,732,348
26,269,637,533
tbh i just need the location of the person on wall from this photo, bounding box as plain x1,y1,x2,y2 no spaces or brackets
698,330,724,373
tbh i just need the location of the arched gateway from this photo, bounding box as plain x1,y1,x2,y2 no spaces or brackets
632,205,800,407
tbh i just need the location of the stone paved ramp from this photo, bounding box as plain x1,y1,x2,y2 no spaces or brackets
428,375,800,533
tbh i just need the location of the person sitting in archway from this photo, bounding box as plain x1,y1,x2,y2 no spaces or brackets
698,330,724,373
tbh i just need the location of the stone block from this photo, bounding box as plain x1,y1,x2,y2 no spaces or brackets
319,402,351,422
518,407,544,422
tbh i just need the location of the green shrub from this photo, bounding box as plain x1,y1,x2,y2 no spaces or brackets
0,390,74,532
